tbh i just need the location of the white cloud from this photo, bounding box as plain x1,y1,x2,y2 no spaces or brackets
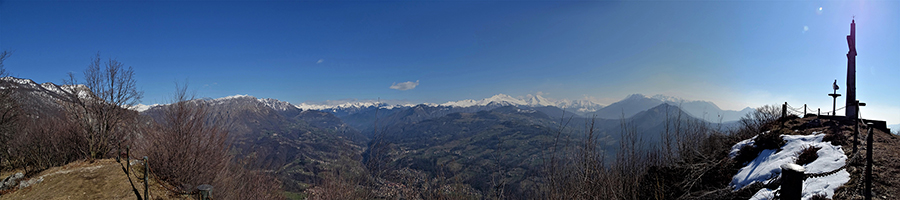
803,26,809,33
317,59,324,64
389,80,419,91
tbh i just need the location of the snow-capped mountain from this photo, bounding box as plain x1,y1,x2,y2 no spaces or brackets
208,94,300,112
295,100,414,113
296,93,606,117
135,94,302,113
439,94,529,107
0,77,92,108
554,99,606,113
138,92,750,124
438,94,604,111
258,97,298,112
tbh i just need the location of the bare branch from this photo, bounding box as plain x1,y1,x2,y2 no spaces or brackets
0,51,11,77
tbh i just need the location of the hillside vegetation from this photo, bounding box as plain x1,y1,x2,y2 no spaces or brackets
0,54,282,199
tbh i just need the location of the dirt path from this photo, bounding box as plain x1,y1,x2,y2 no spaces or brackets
0,159,185,200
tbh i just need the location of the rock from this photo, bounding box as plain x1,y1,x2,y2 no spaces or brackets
1,172,24,191
17,176,43,189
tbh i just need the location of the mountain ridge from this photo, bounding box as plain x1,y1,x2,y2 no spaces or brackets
133,92,751,123
295,93,752,123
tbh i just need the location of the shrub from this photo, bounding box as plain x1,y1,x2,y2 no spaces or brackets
216,162,284,200
145,97,229,192
809,193,829,200
2,88,83,175
795,145,821,166
737,104,782,138
734,144,762,166
823,132,849,146
755,131,784,150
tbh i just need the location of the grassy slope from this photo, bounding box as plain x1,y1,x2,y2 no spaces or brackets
1,159,188,200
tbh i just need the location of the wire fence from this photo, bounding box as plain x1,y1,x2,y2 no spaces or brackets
783,102,846,116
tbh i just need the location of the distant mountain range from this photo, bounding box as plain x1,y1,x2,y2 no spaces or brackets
289,93,753,124
134,91,752,124
132,93,753,138
293,94,604,115
590,94,754,123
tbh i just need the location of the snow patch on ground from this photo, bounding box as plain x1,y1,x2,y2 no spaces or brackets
729,135,757,159
730,133,850,200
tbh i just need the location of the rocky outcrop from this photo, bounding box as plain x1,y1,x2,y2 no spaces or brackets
1,172,24,191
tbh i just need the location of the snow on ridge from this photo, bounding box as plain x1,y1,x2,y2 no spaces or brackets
295,101,414,111
651,94,684,103
296,93,607,112
729,133,850,200
440,93,556,108
2,77,93,100
525,94,555,107
0,77,37,85
258,98,297,111
439,99,478,107
129,104,159,112
439,94,527,107
554,99,605,113
221,94,253,100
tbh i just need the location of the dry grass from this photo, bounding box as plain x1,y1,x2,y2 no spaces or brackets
0,159,185,200
834,126,900,200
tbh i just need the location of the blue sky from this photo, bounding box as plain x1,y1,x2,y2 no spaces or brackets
1,1,898,123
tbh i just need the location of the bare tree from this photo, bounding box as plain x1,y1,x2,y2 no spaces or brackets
0,51,16,169
146,82,230,193
63,53,144,159
142,83,282,199
0,51,10,77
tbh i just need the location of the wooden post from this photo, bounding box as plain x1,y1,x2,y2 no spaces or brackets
781,163,805,200
829,91,841,116
782,102,787,118
198,184,213,200
126,146,130,175
865,123,873,200
818,108,820,116
144,156,149,200
845,20,858,119
804,104,807,117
